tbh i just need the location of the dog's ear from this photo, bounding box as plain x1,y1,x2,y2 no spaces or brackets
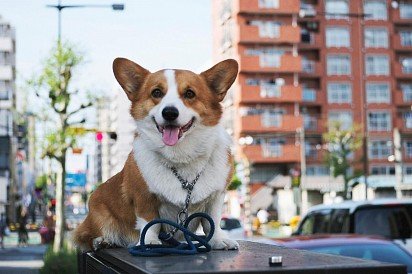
113,58,150,101
200,59,238,102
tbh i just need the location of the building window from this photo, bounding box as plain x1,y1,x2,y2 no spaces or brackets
328,111,353,130
364,28,388,48
402,83,412,101
260,82,281,98
369,140,392,159
400,30,412,46
259,0,279,8
0,80,9,100
326,27,350,47
370,166,395,175
327,82,352,103
302,88,316,102
368,111,391,131
306,165,330,176
250,21,280,38
404,112,412,128
261,110,284,127
302,58,316,73
261,138,284,157
305,142,318,159
404,141,412,158
327,55,351,75
325,0,349,19
405,166,412,175
304,115,318,130
400,1,412,19
365,55,389,75
401,57,412,73
0,110,11,136
366,82,390,104
364,0,387,20
245,47,284,68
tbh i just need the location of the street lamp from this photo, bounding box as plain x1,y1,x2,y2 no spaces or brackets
46,1,125,42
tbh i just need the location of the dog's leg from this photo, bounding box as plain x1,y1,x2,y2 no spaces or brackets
134,217,162,246
202,192,239,250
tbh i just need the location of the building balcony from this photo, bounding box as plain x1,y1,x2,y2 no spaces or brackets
238,25,300,45
239,54,302,73
394,63,412,79
239,114,302,134
392,35,412,52
237,85,302,104
299,33,322,50
242,144,300,164
236,0,300,15
306,150,326,163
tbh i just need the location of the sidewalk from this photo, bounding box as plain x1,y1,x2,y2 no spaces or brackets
0,232,46,274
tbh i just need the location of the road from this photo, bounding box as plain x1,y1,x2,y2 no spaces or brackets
0,232,46,274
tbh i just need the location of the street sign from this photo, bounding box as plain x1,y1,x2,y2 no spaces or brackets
65,173,87,189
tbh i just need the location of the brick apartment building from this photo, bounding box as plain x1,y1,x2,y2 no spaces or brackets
212,0,412,209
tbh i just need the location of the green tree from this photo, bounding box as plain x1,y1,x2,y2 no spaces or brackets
323,122,363,199
29,43,92,252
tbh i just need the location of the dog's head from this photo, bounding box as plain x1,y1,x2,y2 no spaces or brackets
113,58,238,148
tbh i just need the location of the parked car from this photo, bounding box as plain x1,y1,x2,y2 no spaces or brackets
293,199,412,251
220,217,244,239
276,234,412,273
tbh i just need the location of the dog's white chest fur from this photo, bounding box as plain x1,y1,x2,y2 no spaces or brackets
133,124,231,206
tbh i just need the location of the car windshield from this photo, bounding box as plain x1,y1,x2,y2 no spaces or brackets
220,218,241,230
354,206,412,239
306,243,412,272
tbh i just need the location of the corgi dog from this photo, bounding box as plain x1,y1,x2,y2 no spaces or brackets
73,58,239,251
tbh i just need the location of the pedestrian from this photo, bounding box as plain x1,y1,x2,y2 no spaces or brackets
0,213,7,249
18,208,29,247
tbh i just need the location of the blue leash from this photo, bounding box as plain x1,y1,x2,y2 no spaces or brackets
129,212,215,256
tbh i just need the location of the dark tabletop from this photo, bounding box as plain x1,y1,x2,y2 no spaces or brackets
88,241,407,274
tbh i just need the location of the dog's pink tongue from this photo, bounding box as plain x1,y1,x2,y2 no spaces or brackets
162,127,180,146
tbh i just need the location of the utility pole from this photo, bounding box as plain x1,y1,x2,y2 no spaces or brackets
393,128,403,199
297,127,306,215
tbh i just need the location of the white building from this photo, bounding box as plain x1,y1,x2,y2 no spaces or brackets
95,90,136,183
0,16,15,215
109,90,135,176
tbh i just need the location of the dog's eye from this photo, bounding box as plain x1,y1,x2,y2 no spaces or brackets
151,88,164,99
184,89,196,99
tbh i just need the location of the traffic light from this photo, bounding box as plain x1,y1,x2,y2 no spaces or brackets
96,132,103,142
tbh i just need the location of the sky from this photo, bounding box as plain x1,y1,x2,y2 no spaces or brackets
0,0,214,173
1,0,213,95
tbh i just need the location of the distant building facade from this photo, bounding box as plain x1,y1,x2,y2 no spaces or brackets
0,16,16,217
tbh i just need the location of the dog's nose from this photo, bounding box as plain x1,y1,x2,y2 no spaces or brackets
162,106,179,121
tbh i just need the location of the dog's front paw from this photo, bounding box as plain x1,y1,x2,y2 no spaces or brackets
92,237,117,251
209,237,239,250
137,235,162,246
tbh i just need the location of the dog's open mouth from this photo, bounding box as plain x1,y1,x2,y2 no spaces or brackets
153,117,195,146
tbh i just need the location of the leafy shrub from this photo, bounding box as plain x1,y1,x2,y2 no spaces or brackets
40,242,77,274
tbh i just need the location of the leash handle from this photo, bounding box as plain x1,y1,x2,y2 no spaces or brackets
129,212,215,257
